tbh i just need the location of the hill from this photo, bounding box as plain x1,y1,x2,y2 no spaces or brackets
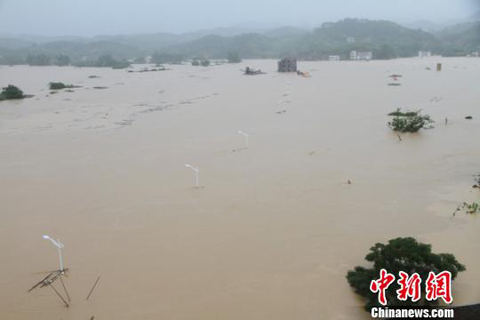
0,18,478,65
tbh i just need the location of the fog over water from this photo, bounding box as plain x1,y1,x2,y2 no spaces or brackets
0,0,476,36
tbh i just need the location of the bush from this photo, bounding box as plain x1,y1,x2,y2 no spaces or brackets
200,60,210,67
49,82,76,90
346,237,466,311
191,60,200,66
388,108,434,133
0,85,25,101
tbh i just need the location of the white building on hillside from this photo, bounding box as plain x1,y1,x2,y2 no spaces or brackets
350,51,372,61
418,51,432,58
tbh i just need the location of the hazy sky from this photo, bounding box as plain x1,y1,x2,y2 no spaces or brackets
0,0,477,36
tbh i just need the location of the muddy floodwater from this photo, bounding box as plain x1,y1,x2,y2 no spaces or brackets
0,58,479,320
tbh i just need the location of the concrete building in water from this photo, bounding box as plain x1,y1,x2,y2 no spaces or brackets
350,50,373,61
278,58,297,72
418,51,432,58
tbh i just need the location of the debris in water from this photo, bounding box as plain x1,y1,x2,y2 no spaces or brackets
86,276,101,301
28,269,71,308
243,67,266,75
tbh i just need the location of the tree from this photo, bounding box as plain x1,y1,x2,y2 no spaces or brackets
26,54,51,66
95,55,130,69
0,85,25,101
376,44,397,60
0,54,24,66
151,52,184,65
227,51,242,63
346,237,466,311
54,55,71,66
388,109,434,133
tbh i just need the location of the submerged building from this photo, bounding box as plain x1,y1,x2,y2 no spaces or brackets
350,50,373,61
418,51,432,58
278,58,297,72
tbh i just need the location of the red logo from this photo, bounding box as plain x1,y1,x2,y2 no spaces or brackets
397,272,422,302
426,271,453,304
370,270,453,305
370,269,396,306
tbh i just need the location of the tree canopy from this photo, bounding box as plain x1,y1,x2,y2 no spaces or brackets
346,237,466,310
0,85,25,101
388,109,434,133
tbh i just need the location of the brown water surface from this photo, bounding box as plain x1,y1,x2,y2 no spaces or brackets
0,58,479,319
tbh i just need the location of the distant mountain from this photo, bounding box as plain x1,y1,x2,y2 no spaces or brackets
182,27,260,39
0,18,478,65
402,20,445,32
294,19,441,59
471,10,480,21
0,37,33,50
437,22,480,56
162,33,276,59
263,26,309,39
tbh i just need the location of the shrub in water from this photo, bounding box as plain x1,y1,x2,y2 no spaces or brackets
387,108,434,133
49,82,76,90
0,85,24,101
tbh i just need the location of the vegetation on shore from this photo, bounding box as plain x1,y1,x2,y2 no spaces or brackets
0,85,25,101
388,109,434,133
346,237,466,311
72,55,130,69
191,59,210,66
151,52,185,65
227,52,242,63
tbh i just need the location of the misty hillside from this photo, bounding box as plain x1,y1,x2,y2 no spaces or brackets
436,22,480,56
0,18,479,66
294,19,442,59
